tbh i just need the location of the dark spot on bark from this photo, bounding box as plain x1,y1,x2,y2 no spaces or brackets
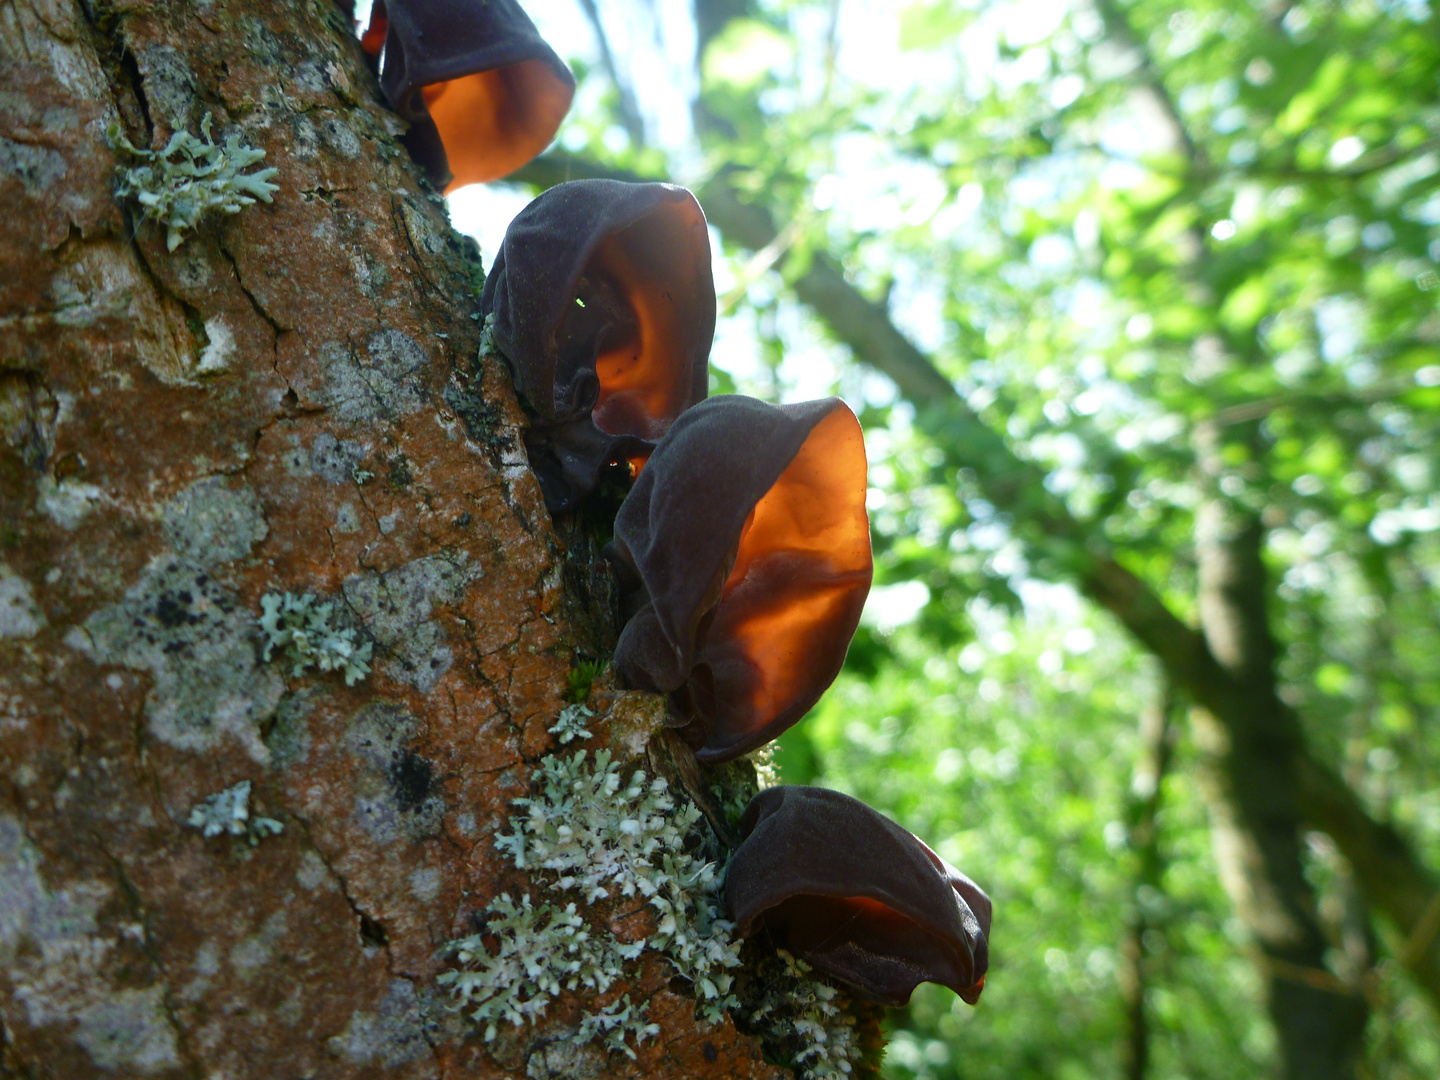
155,592,193,627
389,750,433,812
386,453,412,489
359,914,389,947
454,512,471,528
703,1042,718,1063
52,452,86,481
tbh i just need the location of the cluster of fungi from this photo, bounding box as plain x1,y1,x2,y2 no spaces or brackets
359,0,991,1028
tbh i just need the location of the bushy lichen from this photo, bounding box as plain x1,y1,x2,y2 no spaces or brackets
259,592,372,685
442,748,742,1057
548,704,594,745
499,750,741,1018
438,893,644,1042
575,995,659,1060
186,780,284,845
110,114,278,251
738,950,866,1080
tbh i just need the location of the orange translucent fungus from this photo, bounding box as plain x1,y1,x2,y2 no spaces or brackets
421,59,574,190
714,405,871,728
360,15,387,57
589,211,709,441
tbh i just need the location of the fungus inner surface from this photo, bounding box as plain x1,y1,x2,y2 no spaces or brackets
421,59,573,190
707,405,871,736
588,218,703,441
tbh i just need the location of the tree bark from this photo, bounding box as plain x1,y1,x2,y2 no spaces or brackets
1191,488,1369,1080
0,2,781,1077
1119,688,1175,1080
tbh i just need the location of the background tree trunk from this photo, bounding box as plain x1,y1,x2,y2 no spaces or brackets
0,2,778,1077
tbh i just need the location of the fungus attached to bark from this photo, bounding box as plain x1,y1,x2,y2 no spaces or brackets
609,395,871,763
482,179,715,511
363,0,575,190
725,785,991,1007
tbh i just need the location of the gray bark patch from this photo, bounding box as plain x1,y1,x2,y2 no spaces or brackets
134,44,198,130
73,987,180,1074
346,703,444,842
0,816,178,1070
314,331,429,421
0,566,44,638
343,554,481,693
326,979,431,1067
83,557,283,760
308,432,365,484
0,137,67,197
162,477,268,565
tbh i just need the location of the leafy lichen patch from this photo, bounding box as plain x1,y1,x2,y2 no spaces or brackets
162,476,267,566
82,557,284,760
442,747,742,1058
186,780,283,844
259,591,372,685
548,703,594,745
734,950,866,1080
110,113,278,251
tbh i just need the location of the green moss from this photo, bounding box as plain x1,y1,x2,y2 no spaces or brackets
564,659,603,704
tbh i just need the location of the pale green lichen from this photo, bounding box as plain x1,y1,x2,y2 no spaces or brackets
259,592,372,685
575,995,659,1060
741,950,865,1080
442,748,742,1057
110,114,278,251
548,704,594,745
499,750,741,1018
438,893,644,1042
186,781,283,845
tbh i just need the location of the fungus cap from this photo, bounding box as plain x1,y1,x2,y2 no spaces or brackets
725,785,991,1007
368,0,575,190
482,179,715,511
610,395,871,762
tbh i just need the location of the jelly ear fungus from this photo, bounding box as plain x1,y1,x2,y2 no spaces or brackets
482,179,715,512
608,395,872,763
724,786,991,1007
362,0,575,190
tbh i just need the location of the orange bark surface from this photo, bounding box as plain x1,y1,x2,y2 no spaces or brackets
0,3,783,1078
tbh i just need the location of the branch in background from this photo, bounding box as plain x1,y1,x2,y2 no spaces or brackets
508,149,1440,1016
1120,687,1177,1080
1089,0,1204,170
577,0,647,147
1192,468,1370,1079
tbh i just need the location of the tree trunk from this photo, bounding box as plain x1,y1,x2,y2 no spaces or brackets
1118,688,1175,1080
0,2,779,1077
1192,487,1369,1080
